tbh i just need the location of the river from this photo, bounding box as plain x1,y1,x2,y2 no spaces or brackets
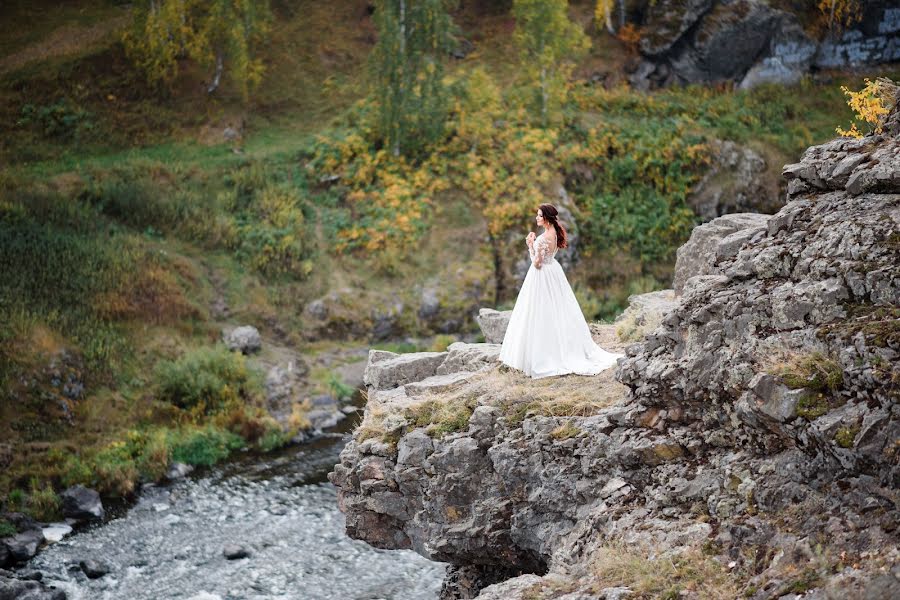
26,419,445,600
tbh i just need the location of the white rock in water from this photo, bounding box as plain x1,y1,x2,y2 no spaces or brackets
187,593,223,600
42,523,73,543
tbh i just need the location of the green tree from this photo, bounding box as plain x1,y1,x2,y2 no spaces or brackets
371,0,455,157
122,0,272,100
512,0,590,127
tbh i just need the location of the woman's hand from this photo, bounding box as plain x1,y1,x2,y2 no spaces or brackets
526,231,536,247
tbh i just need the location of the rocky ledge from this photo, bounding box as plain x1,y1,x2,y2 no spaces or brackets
330,112,899,598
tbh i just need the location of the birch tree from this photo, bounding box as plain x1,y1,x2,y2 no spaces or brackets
512,0,589,128
371,0,455,157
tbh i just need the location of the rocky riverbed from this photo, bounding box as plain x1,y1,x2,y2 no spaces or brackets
18,427,445,599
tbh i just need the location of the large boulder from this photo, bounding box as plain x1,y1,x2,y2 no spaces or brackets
631,1,900,89
672,212,769,295
686,139,780,220
0,570,66,600
1,513,45,567
60,485,104,522
222,325,261,355
475,309,511,344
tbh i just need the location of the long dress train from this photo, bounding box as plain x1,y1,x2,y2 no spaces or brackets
498,232,624,379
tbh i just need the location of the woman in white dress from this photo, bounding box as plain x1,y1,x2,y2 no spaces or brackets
498,204,624,379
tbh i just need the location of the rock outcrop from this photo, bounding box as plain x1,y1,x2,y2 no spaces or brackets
628,1,900,90
331,114,899,597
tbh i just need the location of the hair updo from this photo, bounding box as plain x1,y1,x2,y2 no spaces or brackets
538,203,568,249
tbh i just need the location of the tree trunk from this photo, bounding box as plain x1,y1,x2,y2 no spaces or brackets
207,52,224,94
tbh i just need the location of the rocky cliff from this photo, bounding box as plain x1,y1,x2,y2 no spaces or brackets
626,0,900,90
329,113,899,598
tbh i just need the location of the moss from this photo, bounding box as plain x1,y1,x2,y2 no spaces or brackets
775,351,843,393
797,393,830,420
0,519,17,537
834,425,860,449
819,304,900,349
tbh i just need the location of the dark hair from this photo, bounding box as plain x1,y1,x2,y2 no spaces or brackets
538,203,568,249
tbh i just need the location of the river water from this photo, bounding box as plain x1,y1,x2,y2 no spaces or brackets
26,425,445,600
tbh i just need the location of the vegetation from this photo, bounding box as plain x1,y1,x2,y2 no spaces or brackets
512,0,589,127
836,76,898,138
371,0,455,156
771,351,844,393
122,0,272,99
0,0,895,522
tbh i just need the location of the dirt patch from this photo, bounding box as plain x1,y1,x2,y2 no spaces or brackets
0,14,130,76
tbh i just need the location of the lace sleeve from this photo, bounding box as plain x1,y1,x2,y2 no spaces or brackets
531,237,549,269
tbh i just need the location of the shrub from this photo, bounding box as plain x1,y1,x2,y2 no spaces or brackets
167,426,245,467
0,519,16,537
18,99,93,140
27,479,61,521
7,489,26,512
155,345,261,413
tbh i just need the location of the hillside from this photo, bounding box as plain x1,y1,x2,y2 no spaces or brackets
0,0,897,532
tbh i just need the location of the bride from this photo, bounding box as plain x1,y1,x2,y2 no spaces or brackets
498,204,624,379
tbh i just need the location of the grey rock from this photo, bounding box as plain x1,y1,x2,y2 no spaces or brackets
475,309,511,344
60,485,104,522
222,544,250,560
673,213,770,295
222,325,261,354
614,290,678,342
166,462,194,480
79,559,110,579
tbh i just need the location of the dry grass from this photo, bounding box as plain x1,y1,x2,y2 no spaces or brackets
356,347,629,444
588,543,741,599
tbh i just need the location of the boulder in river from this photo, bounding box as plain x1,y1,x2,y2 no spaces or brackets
222,544,250,560
1,513,45,567
79,559,110,579
60,485,104,522
0,568,66,600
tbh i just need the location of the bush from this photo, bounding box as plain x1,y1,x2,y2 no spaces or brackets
155,345,261,413
27,479,61,521
0,519,16,537
18,99,93,140
167,426,245,466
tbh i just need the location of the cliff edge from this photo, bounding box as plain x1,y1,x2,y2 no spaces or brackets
329,111,899,598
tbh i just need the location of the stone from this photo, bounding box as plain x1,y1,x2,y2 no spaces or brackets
222,325,261,354
60,485,104,522
673,213,770,295
687,139,778,220
614,290,678,342
363,349,448,390
475,309,511,344
166,462,194,480
222,544,250,560
79,559,110,579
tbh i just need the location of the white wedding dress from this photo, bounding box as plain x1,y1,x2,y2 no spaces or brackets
498,232,624,379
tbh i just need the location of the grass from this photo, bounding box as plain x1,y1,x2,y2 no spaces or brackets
0,519,16,537
587,543,741,600
1,0,896,522
767,350,844,394
356,332,627,448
